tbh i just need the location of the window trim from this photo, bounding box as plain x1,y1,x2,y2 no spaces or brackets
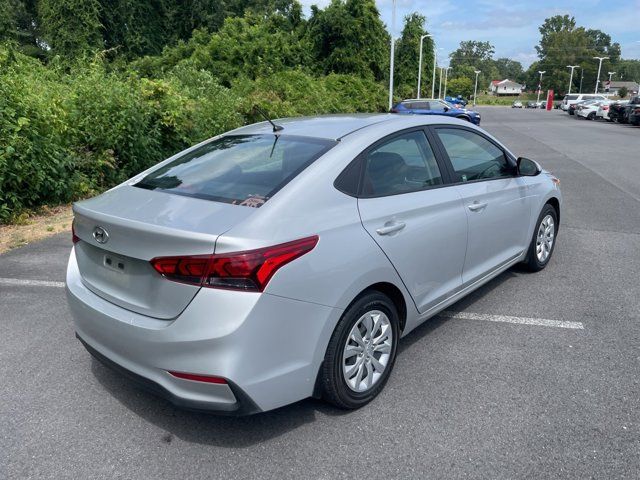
428,125,518,186
334,126,457,199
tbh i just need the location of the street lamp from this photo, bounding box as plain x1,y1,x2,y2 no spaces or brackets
473,70,481,106
579,67,584,93
593,56,609,94
443,66,452,98
536,70,546,104
566,65,579,94
388,0,397,111
432,47,443,99
417,34,432,99
438,67,444,99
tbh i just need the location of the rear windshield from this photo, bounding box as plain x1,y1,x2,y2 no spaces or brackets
135,135,336,207
565,95,578,100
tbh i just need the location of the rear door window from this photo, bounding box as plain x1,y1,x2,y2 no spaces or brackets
135,135,335,207
361,130,443,197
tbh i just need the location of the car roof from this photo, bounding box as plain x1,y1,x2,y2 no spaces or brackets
227,113,466,141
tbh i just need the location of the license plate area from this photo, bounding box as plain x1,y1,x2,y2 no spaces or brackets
103,253,127,273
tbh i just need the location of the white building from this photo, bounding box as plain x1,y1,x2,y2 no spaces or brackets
490,79,524,96
605,81,639,97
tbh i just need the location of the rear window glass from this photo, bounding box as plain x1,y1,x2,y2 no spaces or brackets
565,95,578,100
135,135,335,207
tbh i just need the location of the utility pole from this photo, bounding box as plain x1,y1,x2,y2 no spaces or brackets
593,56,609,94
566,65,579,94
579,67,584,93
607,71,616,93
438,67,444,99
536,70,546,104
388,0,397,111
473,70,481,106
443,66,452,98
417,34,432,99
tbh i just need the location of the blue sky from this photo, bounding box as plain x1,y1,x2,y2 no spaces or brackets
300,0,640,67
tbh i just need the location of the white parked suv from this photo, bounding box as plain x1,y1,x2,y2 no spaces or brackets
562,94,607,113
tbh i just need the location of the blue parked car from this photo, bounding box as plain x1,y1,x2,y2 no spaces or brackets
391,98,481,125
444,95,468,107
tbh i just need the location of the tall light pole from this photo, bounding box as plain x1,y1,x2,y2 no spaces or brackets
443,66,452,98
566,65,579,94
417,34,432,99
579,67,584,93
438,67,444,99
388,0,397,111
431,47,442,99
473,70,481,106
593,56,609,94
536,70,546,104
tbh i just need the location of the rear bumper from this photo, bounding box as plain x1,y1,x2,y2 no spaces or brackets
66,248,342,413
76,333,260,415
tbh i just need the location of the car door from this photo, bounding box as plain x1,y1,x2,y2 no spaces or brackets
432,126,532,285
356,129,468,313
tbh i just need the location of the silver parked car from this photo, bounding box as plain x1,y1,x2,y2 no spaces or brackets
67,114,562,414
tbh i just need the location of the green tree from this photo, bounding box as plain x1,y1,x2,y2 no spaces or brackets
446,76,473,99
307,0,389,81
617,86,628,98
393,13,433,99
494,58,524,82
38,0,102,57
449,40,497,89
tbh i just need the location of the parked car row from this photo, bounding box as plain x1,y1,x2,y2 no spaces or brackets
561,94,640,125
511,100,546,109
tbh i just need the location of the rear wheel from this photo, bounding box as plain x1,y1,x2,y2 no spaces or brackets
320,292,399,409
587,112,596,120
524,204,558,272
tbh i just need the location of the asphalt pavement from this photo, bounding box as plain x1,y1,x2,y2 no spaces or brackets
1,108,639,479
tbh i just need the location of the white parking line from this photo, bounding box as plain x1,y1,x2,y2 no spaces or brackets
440,311,584,330
0,277,66,288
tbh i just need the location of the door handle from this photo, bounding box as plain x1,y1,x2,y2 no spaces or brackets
468,201,488,212
376,221,406,235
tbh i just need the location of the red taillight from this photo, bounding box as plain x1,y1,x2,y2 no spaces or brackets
602,106,609,110
72,221,80,244
168,371,227,384
150,235,319,292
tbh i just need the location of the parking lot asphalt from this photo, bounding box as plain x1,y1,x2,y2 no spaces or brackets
2,108,640,479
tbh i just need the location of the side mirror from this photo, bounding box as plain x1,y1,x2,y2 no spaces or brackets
443,106,449,112
517,157,542,176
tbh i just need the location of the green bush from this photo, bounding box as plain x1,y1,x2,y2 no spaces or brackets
0,48,242,223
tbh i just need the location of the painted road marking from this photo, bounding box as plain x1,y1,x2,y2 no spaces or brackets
440,311,584,330
0,277,65,288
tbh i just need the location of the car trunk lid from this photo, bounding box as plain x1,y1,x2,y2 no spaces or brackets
72,185,256,319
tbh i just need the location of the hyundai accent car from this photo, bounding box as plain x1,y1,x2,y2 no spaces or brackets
67,114,561,414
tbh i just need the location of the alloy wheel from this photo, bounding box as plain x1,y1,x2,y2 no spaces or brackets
536,214,555,263
342,310,393,393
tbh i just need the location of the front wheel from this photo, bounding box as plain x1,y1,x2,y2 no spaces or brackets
524,204,558,271
587,112,596,120
320,292,399,409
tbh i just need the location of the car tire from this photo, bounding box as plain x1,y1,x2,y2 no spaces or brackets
457,115,471,122
524,203,558,272
320,291,400,410
587,112,596,120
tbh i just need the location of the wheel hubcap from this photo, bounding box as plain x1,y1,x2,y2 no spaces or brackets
342,310,393,393
536,214,555,263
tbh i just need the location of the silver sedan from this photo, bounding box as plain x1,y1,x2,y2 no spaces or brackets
66,114,561,414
